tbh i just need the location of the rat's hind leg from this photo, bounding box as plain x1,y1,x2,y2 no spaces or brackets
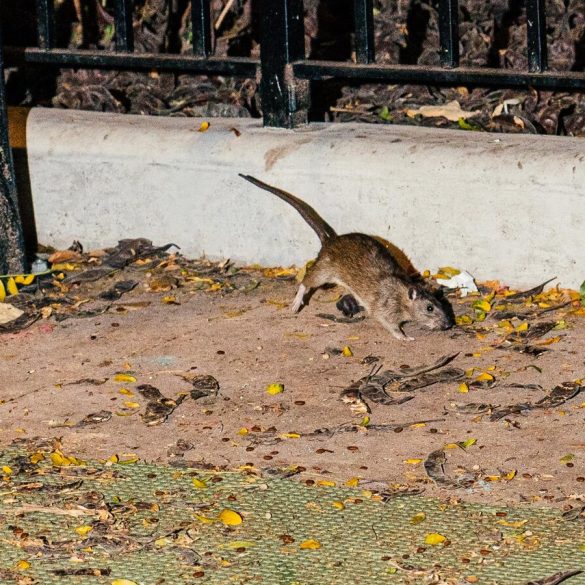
291,261,332,313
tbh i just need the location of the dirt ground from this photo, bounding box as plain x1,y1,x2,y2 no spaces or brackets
1,248,584,512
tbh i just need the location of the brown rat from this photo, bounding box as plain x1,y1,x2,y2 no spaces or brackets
239,174,454,340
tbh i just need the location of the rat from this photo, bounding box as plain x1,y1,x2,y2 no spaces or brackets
239,174,454,340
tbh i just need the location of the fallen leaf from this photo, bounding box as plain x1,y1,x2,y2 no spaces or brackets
198,121,210,132
404,458,423,465
75,525,93,536
219,509,243,526
345,477,359,488
407,101,480,121
114,373,137,383
192,478,207,489
424,533,446,545
342,346,353,357
266,383,284,395
300,539,321,550
411,512,426,524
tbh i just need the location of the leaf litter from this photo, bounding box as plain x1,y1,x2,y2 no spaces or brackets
3,241,585,582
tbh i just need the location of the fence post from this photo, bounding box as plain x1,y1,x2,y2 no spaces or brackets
35,0,56,48
0,26,26,273
259,0,308,128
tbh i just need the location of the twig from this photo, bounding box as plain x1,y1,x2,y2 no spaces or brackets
215,0,236,31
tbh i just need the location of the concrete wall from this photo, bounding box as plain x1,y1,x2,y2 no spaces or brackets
26,108,585,287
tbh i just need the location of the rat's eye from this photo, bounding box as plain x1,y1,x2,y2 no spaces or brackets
426,304,434,312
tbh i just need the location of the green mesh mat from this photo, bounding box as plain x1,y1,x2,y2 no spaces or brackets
0,448,583,585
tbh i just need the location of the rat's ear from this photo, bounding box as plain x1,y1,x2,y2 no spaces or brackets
408,287,418,301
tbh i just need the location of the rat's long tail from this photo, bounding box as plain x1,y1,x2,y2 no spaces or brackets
239,174,336,245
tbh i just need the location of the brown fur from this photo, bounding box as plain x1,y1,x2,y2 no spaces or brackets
240,175,453,340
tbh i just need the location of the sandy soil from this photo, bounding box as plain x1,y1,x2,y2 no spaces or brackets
1,257,584,511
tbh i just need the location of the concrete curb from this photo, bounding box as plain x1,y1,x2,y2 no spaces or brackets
23,108,585,287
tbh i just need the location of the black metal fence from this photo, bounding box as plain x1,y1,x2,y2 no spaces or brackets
4,0,585,129
0,0,584,267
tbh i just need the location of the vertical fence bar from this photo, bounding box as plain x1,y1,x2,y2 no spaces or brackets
191,0,212,57
260,0,308,127
115,0,134,52
354,0,375,64
526,0,548,72
0,25,26,272
437,0,459,68
35,0,56,49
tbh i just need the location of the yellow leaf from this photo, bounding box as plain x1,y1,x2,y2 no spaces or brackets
7,277,18,296
14,274,35,285
537,336,560,346
192,478,207,489
410,422,426,429
111,580,139,585
473,299,491,312
219,509,243,526
29,452,44,464
2,466,12,475
75,525,93,536
515,322,529,332
194,513,215,524
459,438,477,449
456,315,473,325
51,263,77,271
317,480,336,487
503,470,517,481
345,477,359,488
497,519,527,528
238,427,249,436
425,533,446,545
403,458,423,465
359,416,370,427
465,368,475,377
444,443,458,449
266,383,284,395
485,475,501,482
119,388,133,396
437,266,461,278
458,383,469,393
114,373,137,383
342,346,353,357
331,501,345,510
475,372,494,382
16,560,30,570
117,455,139,465
299,539,321,550
198,121,210,132
410,512,426,524
124,401,140,409
162,295,179,304
263,267,297,278
560,454,575,463
0,280,5,302
281,432,301,439
220,540,257,549
50,450,84,467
